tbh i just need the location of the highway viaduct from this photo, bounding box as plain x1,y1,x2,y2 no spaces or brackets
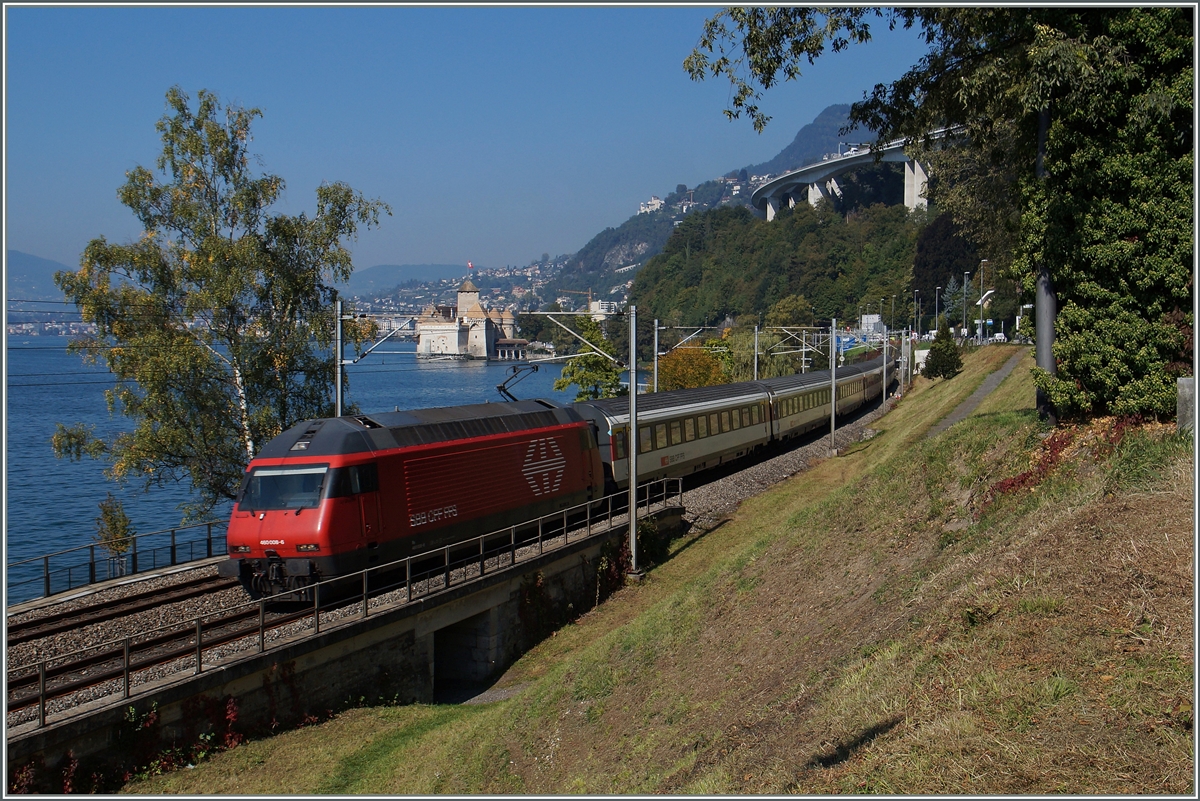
751,130,952,220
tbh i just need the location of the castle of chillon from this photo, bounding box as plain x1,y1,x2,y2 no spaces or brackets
416,277,529,361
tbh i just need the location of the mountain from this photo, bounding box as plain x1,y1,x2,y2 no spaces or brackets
549,104,865,305
5,250,74,302
742,104,864,177
343,263,471,298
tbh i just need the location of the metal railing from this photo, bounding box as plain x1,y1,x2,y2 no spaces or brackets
6,521,228,605
8,479,682,729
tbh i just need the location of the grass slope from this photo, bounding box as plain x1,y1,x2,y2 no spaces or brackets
125,346,1194,795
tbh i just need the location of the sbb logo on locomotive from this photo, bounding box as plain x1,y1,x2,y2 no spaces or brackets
522,437,566,496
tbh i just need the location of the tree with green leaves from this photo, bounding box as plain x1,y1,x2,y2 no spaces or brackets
553,315,625,400
53,87,390,521
687,7,1192,420
94,492,135,574
765,294,814,327
922,319,963,380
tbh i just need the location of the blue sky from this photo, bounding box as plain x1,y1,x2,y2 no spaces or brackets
4,5,929,272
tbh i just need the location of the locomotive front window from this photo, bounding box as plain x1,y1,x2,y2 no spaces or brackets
239,465,329,511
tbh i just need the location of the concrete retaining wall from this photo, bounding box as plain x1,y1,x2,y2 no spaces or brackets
7,506,685,790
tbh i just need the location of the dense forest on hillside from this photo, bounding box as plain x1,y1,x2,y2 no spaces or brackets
631,202,923,327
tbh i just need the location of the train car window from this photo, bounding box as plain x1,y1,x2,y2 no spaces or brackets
669,421,682,446
697,415,708,438
741,407,750,427
241,465,329,510
684,418,695,441
613,428,627,460
730,409,741,430
720,410,730,432
752,405,761,425
654,423,668,450
639,426,653,454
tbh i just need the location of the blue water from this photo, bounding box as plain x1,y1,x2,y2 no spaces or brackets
5,337,597,597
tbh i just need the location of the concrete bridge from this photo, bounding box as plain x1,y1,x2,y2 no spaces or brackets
751,130,951,219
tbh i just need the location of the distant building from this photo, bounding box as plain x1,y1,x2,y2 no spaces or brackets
638,195,664,214
589,300,620,320
416,277,519,360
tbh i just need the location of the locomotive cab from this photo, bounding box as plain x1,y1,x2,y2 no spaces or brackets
219,460,380,599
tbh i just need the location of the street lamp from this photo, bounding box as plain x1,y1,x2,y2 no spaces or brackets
913,289,919,335
978,259,989,345
963,272,970,340
935,286,941,333
890,295,896,331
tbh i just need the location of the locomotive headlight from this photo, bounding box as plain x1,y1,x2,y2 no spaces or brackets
230,545,251,553
296,543,321,552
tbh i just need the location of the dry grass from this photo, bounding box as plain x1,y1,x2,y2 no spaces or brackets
124,348,1194,795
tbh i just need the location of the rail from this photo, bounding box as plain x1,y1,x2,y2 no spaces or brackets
6,521,228,605
7,478,682,730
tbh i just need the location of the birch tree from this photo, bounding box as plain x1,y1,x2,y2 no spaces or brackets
53,87,390,520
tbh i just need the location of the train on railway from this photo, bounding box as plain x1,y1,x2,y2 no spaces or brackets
218,355,892,597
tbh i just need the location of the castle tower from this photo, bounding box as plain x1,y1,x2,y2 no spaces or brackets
456,277,480,322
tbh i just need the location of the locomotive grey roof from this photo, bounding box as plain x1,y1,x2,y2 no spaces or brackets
257,399,581,459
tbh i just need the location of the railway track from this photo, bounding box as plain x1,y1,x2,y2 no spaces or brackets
7,602,312,716
6,574,240,647
4,513,626,725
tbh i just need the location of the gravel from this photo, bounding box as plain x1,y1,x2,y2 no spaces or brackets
6,396,895,729
681,397,894,531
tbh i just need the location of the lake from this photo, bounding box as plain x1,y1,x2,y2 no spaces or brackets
5,336,612,600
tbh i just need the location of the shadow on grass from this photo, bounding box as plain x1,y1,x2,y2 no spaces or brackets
804,715,903,768
664,518,728,562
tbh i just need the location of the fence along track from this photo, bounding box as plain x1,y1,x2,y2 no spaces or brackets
6,480,682,731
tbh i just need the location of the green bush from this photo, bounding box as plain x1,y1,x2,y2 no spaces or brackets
922,320,963,379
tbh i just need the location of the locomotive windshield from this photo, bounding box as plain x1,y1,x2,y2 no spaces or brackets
238,465,329,511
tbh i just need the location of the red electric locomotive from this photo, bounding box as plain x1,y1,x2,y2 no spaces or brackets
218,400,604,597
